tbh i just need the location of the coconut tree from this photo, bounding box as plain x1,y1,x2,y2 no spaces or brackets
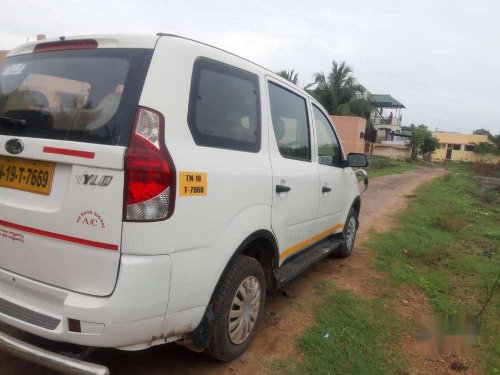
276,69,299,85
306,61,372,118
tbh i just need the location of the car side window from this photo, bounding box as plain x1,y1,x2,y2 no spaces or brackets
188,58,261,152
312,104,342,166
268,82,311,161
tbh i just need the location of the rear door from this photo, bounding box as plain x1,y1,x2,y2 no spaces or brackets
0,46,152,296
267,79,320,265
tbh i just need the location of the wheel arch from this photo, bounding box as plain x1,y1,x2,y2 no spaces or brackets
184,229,278,350
351,195,361,218
213,229,279,297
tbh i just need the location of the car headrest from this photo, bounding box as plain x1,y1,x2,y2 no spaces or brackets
4,90,48,112
84,92,122,130
272,116,286,141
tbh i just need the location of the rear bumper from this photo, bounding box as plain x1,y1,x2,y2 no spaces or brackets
0,254,171,349
0,330,109,375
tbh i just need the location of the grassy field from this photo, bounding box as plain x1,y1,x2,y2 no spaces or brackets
365,156,419,178
272,163,500,374
270,285,407,375
371,163,500,373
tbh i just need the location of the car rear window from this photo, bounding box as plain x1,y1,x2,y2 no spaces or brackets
188,58,261,153
0,48,152,146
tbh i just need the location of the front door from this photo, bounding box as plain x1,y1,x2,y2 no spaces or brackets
267,79,320,265
311,104,351,232
446,145,452,160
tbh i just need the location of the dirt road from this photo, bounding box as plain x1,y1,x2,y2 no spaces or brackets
0,167,447,375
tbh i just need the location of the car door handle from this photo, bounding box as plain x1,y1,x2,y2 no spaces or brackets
322,186,332,193
276,185,291,193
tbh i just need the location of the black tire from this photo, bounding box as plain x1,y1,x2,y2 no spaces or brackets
206,255,266,361
334,208,358,258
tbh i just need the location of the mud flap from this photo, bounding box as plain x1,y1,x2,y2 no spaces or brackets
181,304,214,351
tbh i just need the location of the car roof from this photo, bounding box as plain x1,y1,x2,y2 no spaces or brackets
6,33,322,113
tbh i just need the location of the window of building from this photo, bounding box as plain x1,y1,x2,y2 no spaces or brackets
187,58,260,152
268,82,310,161
312,105,342,166
464,145,475,151
453,144,461,150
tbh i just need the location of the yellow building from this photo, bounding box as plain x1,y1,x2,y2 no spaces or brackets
433,132,500,163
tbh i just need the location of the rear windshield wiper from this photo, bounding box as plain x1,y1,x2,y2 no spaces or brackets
0,115,27,126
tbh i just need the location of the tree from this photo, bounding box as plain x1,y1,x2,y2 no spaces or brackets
305,61,372,118
493,134,500,148
473,128,500,147
276,69,299,85
402,124,428,132
410,126,439,160
473,128,491,136
473,142,500,156
422,133,439,153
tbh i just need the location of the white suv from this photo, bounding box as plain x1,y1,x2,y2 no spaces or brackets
0,34,368,373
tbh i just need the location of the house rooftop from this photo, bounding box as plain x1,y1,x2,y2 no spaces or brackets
369,94,405,109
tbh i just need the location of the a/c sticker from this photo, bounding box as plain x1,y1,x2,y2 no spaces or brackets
179,172,207,196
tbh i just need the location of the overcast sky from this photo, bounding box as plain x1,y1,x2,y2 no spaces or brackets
1,0,499,134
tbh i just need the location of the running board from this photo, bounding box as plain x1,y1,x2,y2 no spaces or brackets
274,238,343,288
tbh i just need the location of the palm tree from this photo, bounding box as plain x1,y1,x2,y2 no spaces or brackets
276,69,299,85
306,61,372,118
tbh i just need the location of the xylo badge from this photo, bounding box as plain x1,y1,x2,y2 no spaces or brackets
76,174,113,186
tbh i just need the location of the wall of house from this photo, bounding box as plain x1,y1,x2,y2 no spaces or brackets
371,143,411,159
433,132,490,145
331,115,366,155
466,153,500,163
432,132,500,163
434,146,500,163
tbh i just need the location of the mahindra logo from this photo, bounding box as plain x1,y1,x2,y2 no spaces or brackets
76,174,113,186
5,139,24,155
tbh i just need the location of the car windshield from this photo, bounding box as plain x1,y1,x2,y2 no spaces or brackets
0,48,152,146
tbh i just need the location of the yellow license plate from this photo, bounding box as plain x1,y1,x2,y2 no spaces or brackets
0,156,55,195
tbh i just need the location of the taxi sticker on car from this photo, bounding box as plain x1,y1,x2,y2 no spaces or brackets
179,172,207,196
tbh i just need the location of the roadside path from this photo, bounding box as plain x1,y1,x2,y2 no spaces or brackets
0,167,447,375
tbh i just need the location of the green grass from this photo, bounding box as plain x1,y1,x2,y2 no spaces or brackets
270,162,499,374
270,288,407,375
370,163,500,373
365,156,418,179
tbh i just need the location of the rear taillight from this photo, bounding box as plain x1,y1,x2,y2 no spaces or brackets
124,107,176,222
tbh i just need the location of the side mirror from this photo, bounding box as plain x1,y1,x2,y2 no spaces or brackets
346,153,368,168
